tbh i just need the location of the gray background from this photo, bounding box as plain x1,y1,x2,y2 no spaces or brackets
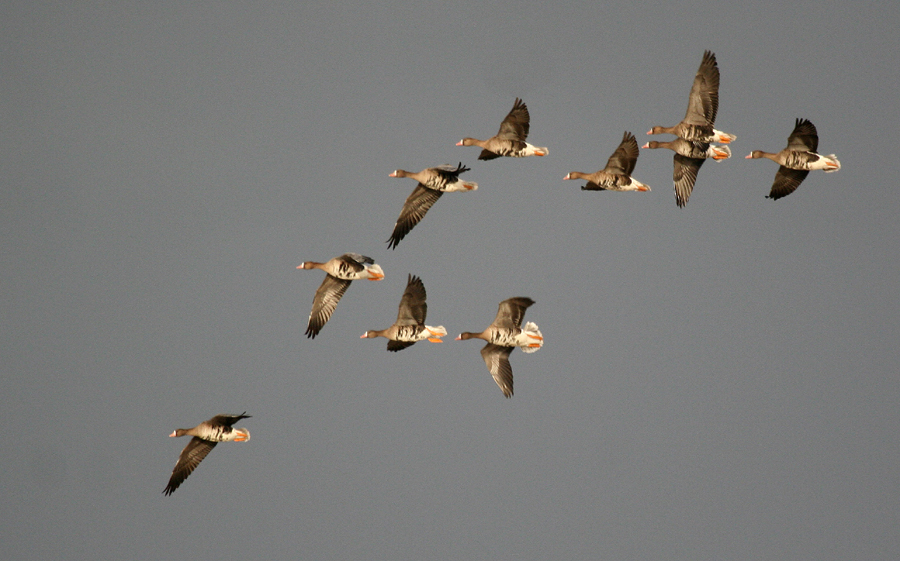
3,2,898,560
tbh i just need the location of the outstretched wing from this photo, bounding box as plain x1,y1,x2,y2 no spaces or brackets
306,275,352,338
493,297,535,329
786,118,818,153
164,437,217,496
387,184,443,250
683,50,719,127
672,154,705,208
396,274,427,326
495,98,530,141
605,131,640,176
481,343,515,398
767,166,809,200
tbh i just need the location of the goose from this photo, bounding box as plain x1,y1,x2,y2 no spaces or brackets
642,139,731,207
456,297,542,398
564,131,651,192
361,274,447,351
457,98,549,160
647,50,736,144
297,253,384,338
745,118,841,200
164,412,251,496
387,163,477,250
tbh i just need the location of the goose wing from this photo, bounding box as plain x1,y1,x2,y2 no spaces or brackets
164,437,216,496
786,118,819,153
495,97,530,141
683,50,719,127
605,131,640,176
387,184,443,250
492,297,535,330
672,154,705,207
396,274,427,326
306,275,352,338
767,167,809,200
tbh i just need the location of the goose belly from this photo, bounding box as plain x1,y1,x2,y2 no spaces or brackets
490,331,520,347
197,425,240,442
395,325,426,342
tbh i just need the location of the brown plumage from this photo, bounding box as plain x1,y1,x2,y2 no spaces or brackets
564,132,650,192
360,274,447,351
164,412,251,496
642,138,731,207
745,118,841,200
647,51,736,144
386,164,477,250
456,297,539,398
457,98,549,160
297,253,384,338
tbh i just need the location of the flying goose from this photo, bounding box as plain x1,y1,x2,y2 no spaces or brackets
297,253,384,338
745,118,841,200
642,138,731,207
456,297,542,398
164,412,251,496
361,274,447,351
647,50,736,144
387,163,477,250
564,131,651,192
457,98,549,160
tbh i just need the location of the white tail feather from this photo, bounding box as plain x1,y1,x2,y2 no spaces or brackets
711,144,732,161
524,143,549,157
712,129,737,143
520,322,543,353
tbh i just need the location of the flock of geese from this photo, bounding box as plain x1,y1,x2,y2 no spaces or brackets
164,50,842,495
296,254,544,399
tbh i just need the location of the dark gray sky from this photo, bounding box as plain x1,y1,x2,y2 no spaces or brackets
3,2,899,560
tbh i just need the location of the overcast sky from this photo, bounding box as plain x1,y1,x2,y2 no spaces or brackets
3,2,899,560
